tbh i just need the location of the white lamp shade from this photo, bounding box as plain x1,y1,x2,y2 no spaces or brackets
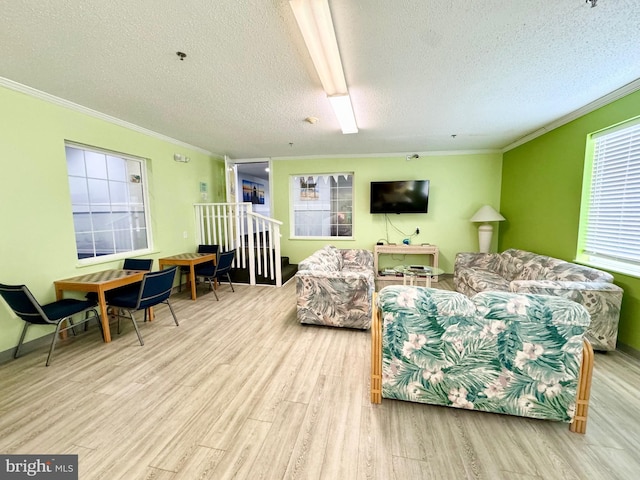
470,205,505,223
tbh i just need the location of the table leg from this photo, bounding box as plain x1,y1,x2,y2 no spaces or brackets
425,275,431,288
54,286,69,340
189,265,197,300
97,289,112,342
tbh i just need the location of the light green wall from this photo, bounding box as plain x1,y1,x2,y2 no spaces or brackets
272,153,503,271
0,85,224,353
501,89,640,351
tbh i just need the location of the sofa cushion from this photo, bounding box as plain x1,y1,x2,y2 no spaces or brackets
458,267,511,294
298,245,342,271
342,248,374,271
322,244,344,271
496,250,525,280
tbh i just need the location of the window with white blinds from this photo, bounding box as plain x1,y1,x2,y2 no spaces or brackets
578,117,640,276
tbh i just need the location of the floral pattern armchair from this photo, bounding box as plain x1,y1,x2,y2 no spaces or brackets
296,245,375,329
454,249,623,351
371,286,594,433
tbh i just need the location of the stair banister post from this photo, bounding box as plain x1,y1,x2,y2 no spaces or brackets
246,204,256,285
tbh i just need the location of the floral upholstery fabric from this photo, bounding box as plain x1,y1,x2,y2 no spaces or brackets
454,249,623,351
379,286,590,423
296,246,374,329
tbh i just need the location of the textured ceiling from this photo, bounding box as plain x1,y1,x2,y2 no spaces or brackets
2,0,640,159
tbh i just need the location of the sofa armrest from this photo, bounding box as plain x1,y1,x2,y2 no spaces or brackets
509,279,623,351
296,268,374,284
509,279,622,294
295,269,375,329
454,252,496,270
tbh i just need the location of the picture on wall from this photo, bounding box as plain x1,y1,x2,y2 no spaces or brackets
242,180,265,204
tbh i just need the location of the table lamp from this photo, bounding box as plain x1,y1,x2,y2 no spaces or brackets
470,205,505,253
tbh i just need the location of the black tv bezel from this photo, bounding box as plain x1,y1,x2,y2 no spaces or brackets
369,180,430,214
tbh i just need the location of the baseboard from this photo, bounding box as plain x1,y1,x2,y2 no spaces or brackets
0,333,53,365
617,343,640,360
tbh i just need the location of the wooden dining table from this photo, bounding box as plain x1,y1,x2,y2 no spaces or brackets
54,269,146,343
158,252,217,300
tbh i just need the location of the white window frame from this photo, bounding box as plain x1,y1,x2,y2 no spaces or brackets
577,116,640,277
289,172,354,240
65,142,153,265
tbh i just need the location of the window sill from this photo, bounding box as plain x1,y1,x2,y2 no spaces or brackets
290,236,354,241
75,248,158,268
574,255,640,280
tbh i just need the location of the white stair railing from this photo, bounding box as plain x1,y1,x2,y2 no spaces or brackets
194,203,283,287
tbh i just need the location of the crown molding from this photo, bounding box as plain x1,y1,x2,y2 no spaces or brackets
503,77,640,152
0,76,215,156
270,148,500,161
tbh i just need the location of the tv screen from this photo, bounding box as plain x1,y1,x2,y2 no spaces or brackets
370,180,429,214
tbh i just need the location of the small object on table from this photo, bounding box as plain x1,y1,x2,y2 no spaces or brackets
394,265,444,288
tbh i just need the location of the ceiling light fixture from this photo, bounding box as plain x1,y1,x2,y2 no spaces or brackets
289,0,358,134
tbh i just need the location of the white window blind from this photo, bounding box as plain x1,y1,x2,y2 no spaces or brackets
581,119,640,274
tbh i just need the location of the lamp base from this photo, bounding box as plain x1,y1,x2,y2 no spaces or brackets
477,223,493,253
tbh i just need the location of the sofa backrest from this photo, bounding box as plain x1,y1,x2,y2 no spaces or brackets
377,285,591,422
298,244,343,272
342,248,374,271
505,249,613,283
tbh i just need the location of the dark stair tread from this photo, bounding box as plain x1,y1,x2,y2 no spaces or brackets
229,262,297,285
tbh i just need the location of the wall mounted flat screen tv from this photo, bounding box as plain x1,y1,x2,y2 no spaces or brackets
370,180,429,214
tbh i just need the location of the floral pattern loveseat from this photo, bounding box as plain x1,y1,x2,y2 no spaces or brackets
295,245,375,329
371,286,594,432
454,249,623,351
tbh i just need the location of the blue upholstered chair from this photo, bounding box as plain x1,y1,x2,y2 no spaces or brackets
179,244,219,291
123,258,154,271
195,249,236,300
106,266,179,345
0,283,102,366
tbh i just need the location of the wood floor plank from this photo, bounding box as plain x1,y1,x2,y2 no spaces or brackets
208,418,272,479
1,278,640,480
247,400,308,480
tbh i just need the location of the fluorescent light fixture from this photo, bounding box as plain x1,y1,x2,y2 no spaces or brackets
328,95,358,134
290,0,358,134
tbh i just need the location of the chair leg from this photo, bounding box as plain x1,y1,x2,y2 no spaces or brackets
166,300,180,326
208,278,219,300
14,322,30,359
68,318,78,336
128,311,144,346
96,317,105,341
225,273,235,292
116,309,121,334
46,322,65,367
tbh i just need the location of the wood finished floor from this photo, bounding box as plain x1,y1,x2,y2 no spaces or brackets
1,278,639,479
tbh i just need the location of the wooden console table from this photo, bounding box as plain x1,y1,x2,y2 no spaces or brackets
374,244,439,287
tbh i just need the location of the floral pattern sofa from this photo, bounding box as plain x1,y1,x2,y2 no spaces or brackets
454,249,623,351
295,245,375,329
371,286,594,432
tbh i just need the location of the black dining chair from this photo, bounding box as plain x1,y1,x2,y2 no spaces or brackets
195,249,236,300
85,257,155,323
107,266,179,346
179,244,219,291
123,258,154,271
0,283,102,366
